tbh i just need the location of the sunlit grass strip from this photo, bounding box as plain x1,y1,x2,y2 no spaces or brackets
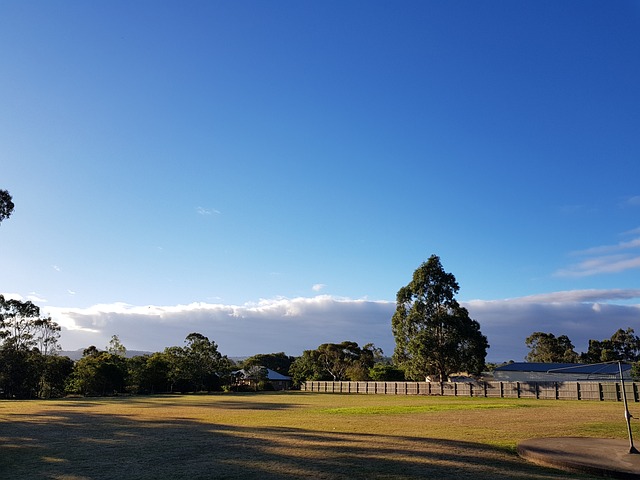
321,402,531,415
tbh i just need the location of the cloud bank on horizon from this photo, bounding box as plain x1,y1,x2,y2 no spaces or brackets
27,289,640,362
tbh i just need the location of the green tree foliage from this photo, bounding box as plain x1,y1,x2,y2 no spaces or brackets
242,365,269,391
0,296,41,351
368,363,405,381
67,349,128,396
317,341,360,381
83,345,101,357
289,341,379,384
161,333,232,393
33,317,62,356
581,328,640,363
107,334,127,357
0,189,14,225
610,328,640,362
241,352,295,375
391,255,488,381
66,333,234,396
485,360,514,372
127,352,172,394
0,296,67,398
0,349,41,398
289,349,326,386
525,332,579,363
38,354,74,398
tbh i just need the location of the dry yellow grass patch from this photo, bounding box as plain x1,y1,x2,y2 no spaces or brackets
1,392,632,479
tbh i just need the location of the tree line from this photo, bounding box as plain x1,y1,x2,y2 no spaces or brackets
0,289,470,398
0,295,286,399
4,228,640,400
0,252,491,398
525,328,640,364
0,291,403,398
0,292,402,398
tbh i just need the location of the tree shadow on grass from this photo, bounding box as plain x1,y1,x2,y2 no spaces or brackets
44,393,307,412
0,408,595,480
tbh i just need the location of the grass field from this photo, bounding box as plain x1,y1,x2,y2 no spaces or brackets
1,392,636,479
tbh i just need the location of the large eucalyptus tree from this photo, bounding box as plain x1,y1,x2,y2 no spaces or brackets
392,255,488,381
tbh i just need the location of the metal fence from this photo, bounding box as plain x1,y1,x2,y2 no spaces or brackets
301,380,640,402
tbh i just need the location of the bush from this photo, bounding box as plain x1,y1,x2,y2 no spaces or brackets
369,364,405,381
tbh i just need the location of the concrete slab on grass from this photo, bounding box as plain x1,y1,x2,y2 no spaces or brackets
518,437,640,479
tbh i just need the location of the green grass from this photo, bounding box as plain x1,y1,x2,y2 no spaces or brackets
1,392,634,479
321,401,531,415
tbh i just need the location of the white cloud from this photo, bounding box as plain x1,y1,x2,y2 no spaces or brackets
43,290,640,363
52,265,61,272
556,254,640,277
624,196,640,207
312,283,326,292
572,238,640,256
466,294,640,361
47,296,397,357
1,292,25,301
27,292,47,303
506,289,640,303
196,206,220,216
556,231,640,277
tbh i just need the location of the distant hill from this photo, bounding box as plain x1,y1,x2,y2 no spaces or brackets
59,351,249,362
59,349,153,361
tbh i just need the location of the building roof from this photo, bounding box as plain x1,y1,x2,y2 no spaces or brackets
263,368,292,381
494,362,631,375
233,368,292,381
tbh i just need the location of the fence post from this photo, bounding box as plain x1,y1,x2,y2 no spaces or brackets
599,383,604,401
577,382,581,400
517,382,521,398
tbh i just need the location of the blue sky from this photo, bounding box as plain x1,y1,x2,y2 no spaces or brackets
2,1,640,362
